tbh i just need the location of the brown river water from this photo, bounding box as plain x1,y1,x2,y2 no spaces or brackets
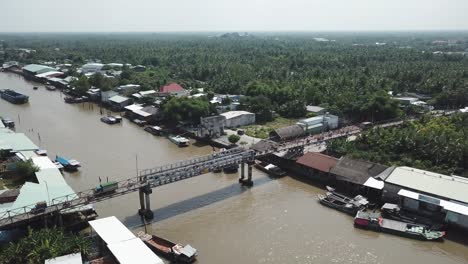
1,72,468,264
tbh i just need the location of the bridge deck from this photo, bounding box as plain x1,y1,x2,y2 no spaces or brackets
0,148,255,230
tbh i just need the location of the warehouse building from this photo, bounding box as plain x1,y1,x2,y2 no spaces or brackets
22,64,56,76
220,111,255,128
297,114,339,135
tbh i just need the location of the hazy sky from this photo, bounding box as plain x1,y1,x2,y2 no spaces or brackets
1,0,468,32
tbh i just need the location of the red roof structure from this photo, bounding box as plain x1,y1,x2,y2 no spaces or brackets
296,152,338,173
159,83,185,93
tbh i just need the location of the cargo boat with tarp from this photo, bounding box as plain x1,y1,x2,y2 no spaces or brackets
55,155,81,171
354,210,445,241
0,89,29,104
137,231,197,263
254,160,286,177
318,186,370,216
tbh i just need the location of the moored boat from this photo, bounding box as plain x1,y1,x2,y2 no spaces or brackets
144,125,164,136
318,187,369,215
1,117,15,128
100,116,120,125
169,135,190,147
0,89,29,104
380,203,446,231
137,231,197,263
33,86,39,90
55,155,81,171
354,210,445,241
254,160,286,177
46,85,56,91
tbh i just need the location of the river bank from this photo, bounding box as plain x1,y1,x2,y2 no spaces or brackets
1,71,468,264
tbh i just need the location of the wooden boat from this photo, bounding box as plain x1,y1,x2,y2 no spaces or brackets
354,210,445,241
144,125,164,136
137,231,197,263
254,160,286,177
380,203,446,231
46,85,56,91
35,149,48,156
169,135,190,147
317,187,369,216
33,86,39,90
1,117,15,128
223,164,238,173
0,89,29,104
100,116,120,125
55,155,81,171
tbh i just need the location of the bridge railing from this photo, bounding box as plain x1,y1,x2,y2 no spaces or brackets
0,148,254,228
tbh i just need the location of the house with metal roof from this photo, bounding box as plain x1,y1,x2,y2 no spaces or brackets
297,114,339,135
294,152,338,183
269,125,305,142
381,166,468,205
109,95,132,110
329,156,388,192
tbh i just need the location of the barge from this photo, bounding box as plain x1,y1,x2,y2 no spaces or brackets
169,135,190,147
0,89,29,104
380,203,446,231
254,160,286,177
318,187,369,216
354,210,445,241
137,231,197,263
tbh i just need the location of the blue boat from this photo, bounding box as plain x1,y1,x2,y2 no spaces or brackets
0,89,29,104
55,155,81,171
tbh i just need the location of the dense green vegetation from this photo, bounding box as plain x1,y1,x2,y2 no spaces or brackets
1,32,468,122
0,228,90,264
327,114,468,176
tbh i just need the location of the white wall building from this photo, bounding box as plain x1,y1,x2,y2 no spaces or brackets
80,63,104,73
220,111,255,128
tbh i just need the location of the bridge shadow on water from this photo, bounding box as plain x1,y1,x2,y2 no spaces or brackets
122,176,273,228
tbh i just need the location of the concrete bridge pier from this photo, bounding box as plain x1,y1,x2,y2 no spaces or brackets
240,162,254,187
239,162,245,183
138,185,154,220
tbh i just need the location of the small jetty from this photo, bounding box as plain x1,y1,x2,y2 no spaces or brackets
55,155,81,171
254,160,286,177
137,231,198,263
0,89,29,104
169,135,190,147
354,210,446,241
318,186,369,216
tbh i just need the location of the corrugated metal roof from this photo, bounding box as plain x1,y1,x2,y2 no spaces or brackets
220,111,254,120
330,156,388,185
45,253,82,264
296,152,338,173
22,64,55,74
0,133,38,151
398,189,468,216
109,95,130,104
271,125,305,140
385,166,468,204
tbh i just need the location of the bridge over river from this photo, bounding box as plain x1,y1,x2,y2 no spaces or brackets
0,147,256,230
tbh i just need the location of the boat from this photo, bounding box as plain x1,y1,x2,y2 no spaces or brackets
169,135,190,147
317,187,369,216
100,116,120,125
33,86,38,90
144,125,164,136
1,117,15,128
55,155,81,171
354,210,445,241
0,89,29,104
137,231,197,263
94,181,118,196
35,149,48,156
254,160,286,177
46,85,56,91
380,203,446,231
53,161,64,171
222,164,238,173
133,119,147,126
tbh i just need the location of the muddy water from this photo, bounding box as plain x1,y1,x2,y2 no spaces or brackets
1,72,467,264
